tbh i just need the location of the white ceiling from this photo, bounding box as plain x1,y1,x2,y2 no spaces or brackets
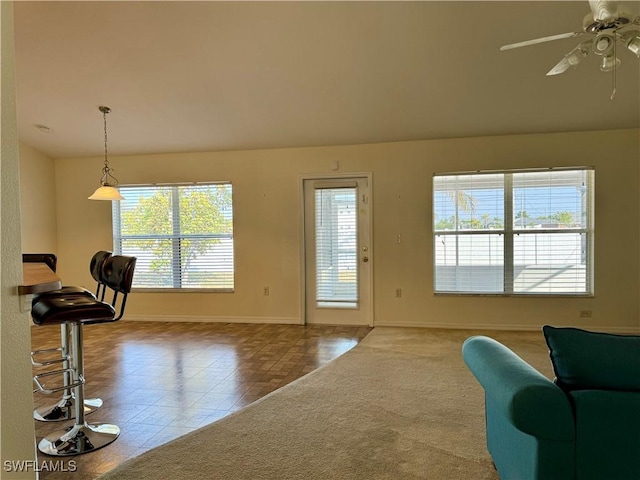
13,1,640,159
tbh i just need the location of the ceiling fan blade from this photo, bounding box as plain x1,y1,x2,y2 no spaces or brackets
546,57,574,76
546,41,592,76
588,0,619,22
500,32,585,51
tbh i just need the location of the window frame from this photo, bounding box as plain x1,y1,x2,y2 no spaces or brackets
432,167,594,297
112,182,235,293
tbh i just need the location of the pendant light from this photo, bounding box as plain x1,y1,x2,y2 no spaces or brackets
88,106,124,201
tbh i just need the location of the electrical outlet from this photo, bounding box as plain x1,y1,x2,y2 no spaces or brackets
395,288,402,298
264,286,270,296
579,310,592,318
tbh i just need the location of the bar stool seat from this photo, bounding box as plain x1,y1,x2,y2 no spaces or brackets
32,255,136,456
32,296,116,325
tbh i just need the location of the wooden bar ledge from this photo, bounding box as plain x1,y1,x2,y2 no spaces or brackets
19,263,62,295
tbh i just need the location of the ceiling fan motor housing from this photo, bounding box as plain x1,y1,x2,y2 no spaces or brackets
583,11,629,33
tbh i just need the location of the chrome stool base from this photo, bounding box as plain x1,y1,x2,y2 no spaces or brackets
38,422,120,456
34,396,103,422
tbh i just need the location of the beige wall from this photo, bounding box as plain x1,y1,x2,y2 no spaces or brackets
19,142,57,253
46,128,639,333
1,2,38,478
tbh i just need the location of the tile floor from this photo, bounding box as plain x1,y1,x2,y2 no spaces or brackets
30,321,371,479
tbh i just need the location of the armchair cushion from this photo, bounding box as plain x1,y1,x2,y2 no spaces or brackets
542,325,640,392
570,389,640,480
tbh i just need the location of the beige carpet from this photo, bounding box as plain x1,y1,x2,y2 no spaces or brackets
97,327,553,480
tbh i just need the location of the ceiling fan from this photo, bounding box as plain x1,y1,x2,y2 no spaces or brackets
500,0,640,98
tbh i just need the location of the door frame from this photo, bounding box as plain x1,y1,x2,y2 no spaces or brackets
299,172,374,327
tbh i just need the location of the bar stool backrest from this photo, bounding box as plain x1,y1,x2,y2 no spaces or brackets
23,253,58,272
100,255,137,321
89,251,112,300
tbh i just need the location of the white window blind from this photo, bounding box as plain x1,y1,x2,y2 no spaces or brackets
433,168,594,295
112,183,234,290
315,187,358,308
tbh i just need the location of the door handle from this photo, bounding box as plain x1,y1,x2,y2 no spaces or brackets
363,256,369,263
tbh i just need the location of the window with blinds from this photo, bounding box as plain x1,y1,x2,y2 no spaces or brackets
112,183,234,291
433,168,594,295
315,187,358,308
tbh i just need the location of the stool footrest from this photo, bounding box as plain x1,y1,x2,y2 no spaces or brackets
33,369,84,395
31,347,69,367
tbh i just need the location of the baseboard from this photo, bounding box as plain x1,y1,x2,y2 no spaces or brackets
372,320,640,334
123,314,302,325
373,321,542,331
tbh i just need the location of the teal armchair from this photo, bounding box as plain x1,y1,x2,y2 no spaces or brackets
462,327,640,480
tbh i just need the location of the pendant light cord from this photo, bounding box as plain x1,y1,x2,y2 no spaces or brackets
98,106,119,186
103,107,109,169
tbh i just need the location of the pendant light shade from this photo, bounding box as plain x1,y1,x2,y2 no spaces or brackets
88,185,124,201
88,106,124,201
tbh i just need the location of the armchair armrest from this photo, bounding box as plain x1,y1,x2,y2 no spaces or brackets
462,336,574,441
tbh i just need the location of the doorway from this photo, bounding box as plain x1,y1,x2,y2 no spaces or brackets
302,175,373,326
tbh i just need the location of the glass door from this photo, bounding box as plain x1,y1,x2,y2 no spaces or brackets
303,177,372,325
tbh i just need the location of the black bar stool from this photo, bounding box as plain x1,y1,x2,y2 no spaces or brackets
31,255,136,456
30,251,112,422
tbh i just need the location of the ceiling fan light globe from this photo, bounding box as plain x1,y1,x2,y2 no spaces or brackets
593,33,615,55
625,35,640,57
600,55,621,71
